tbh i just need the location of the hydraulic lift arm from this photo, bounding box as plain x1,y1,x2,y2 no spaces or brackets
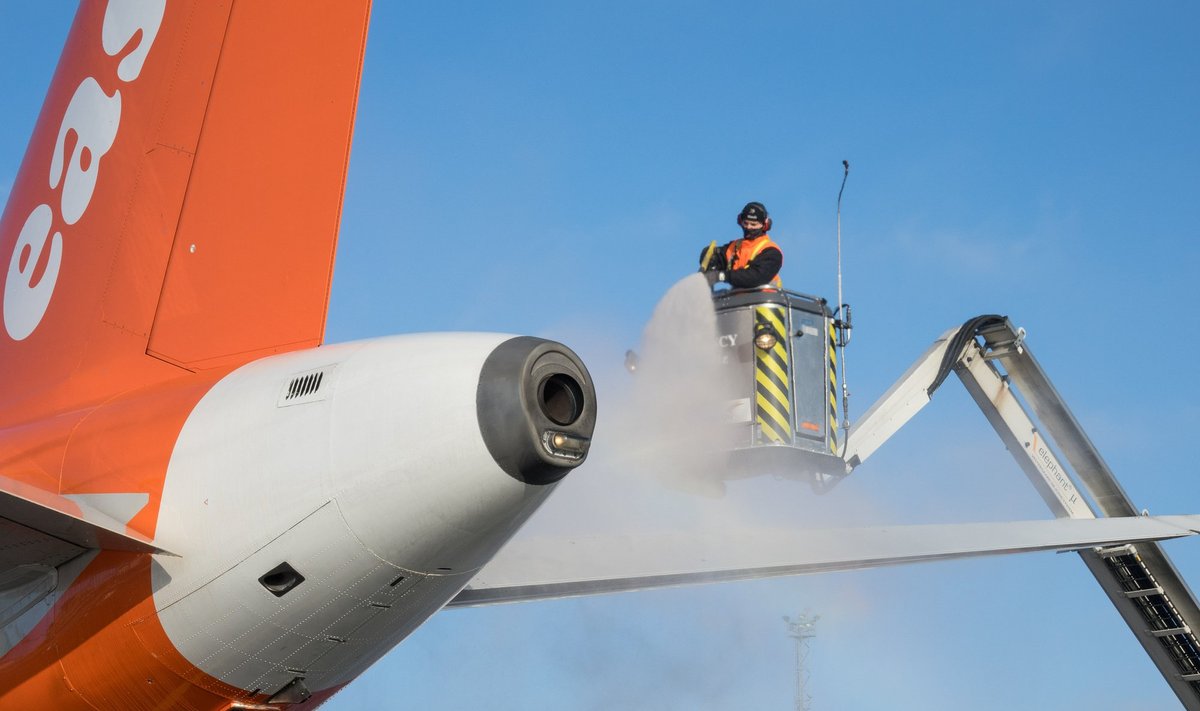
846,316,1200,709
840,325,958,471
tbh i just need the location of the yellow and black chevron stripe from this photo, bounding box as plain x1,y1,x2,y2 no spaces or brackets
827,318,839,453
754,306,791,444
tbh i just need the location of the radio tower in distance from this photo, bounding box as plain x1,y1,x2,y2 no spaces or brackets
783,613,818,711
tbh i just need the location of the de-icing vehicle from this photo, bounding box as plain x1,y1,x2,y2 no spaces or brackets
712,294,1200,707
699,166,1200,707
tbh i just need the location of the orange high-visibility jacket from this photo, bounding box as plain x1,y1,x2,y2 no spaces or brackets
725,234,783,288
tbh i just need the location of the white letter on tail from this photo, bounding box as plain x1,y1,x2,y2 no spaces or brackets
50,78,121,226
102,0,166,82
4,205,63,341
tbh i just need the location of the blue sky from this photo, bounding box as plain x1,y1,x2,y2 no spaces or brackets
3,2,1200,709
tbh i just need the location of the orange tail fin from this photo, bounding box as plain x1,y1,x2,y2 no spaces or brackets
0,0,371,421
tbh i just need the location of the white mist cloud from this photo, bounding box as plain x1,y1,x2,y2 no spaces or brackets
522,271,970,548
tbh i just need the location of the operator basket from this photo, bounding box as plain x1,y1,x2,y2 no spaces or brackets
713,287,849,492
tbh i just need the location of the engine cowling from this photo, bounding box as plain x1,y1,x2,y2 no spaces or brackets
141,333,595,697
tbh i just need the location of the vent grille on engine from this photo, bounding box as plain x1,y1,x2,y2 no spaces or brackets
277,366,335,407
288,372,323,399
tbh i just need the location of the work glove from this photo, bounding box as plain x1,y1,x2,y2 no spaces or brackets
704,270,723,288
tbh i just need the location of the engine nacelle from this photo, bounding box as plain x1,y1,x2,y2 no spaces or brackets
142,333,595,698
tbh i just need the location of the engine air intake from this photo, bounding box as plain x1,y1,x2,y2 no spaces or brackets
539,373,584,426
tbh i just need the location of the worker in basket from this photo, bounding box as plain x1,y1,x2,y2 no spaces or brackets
699,201,783,289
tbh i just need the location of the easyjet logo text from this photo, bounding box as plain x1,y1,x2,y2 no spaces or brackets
2,0,165,341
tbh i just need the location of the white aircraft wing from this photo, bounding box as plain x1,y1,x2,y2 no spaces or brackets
448,515,1200,607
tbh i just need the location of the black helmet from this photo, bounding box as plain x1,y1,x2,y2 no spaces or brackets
737,201,770,226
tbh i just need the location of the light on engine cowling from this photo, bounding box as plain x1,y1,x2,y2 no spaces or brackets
543,430,590,459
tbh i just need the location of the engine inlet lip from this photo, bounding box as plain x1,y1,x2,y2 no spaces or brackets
477,336,597,485
538,372,584,426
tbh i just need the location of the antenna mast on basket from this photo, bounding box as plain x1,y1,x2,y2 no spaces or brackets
835,160,853,434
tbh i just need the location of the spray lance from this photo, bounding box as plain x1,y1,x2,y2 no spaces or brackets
834,160,853,437
699,240,719,272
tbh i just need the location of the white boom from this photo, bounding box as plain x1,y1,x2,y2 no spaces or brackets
846,315,1200,709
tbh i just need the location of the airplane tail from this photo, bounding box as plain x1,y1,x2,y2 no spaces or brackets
0,0,372,425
